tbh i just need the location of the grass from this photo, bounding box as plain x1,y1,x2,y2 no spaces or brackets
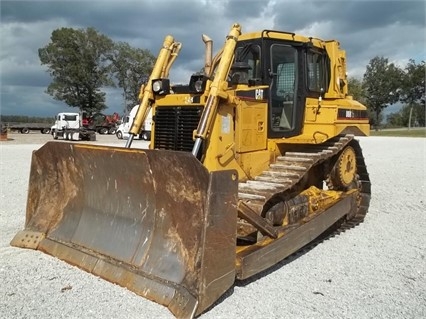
370,127,426,137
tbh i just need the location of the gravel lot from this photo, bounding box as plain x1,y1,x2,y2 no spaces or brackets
1,133,425,319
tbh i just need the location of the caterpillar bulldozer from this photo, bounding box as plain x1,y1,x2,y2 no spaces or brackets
11,23,371,318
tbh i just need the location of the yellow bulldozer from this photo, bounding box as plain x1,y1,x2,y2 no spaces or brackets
12,23,371,318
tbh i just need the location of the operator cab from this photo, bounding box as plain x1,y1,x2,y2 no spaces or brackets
232,33,330,139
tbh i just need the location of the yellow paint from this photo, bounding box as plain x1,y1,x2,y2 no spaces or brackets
149,26,370,182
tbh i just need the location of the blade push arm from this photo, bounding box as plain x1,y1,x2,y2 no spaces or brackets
191,23,241,157
125,36,182,148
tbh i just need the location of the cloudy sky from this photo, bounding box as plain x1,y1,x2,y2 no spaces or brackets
1,0,425,117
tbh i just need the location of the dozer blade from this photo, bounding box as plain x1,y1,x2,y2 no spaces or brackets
11,141,238,318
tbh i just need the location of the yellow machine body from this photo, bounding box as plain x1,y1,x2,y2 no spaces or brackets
12,24,371,318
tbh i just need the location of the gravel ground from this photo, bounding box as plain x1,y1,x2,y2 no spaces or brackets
1,133,425,319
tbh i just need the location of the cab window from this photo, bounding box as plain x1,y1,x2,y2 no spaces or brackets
307,50,327,93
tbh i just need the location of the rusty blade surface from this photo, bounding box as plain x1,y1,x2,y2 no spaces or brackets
11,141,238,318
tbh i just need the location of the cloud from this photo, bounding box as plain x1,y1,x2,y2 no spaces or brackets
1,85,67,116
0,0,424,116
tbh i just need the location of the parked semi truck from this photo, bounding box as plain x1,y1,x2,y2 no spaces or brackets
51,112,96,141
115,105,152,140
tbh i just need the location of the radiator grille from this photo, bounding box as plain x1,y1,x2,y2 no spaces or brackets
154,106,203,152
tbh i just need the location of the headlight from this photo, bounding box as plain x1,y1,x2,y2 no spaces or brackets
152,80,162,93
189,75,207,94
194,80,203,92
151,79,170,95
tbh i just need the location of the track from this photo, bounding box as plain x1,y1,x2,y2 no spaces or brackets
237,134,371,237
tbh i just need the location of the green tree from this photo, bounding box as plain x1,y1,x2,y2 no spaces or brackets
386,111,404,127
388,104,425,127
399,59,425,128
362,56,403,130
39,27,114,113
408,103,425,127
348,77,365,103
109,42,155,112
348,77,382,126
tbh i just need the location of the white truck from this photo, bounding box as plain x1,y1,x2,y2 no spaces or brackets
116,105,152,140
51,112,96,141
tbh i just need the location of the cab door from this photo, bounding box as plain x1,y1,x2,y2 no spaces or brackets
268,44,305,138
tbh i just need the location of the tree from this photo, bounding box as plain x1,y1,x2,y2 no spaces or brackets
39,27,114,113
348,77,382,126
386,111,404,127
348,77,365,103
399,59,425,129
362,56,403,130
109,42,155,112
387,104,425,127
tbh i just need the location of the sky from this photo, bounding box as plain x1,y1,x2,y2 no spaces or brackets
1,0,425,117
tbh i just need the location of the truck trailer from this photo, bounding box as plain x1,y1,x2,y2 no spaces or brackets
4,122,52,134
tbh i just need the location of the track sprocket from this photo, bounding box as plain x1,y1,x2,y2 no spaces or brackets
330,146,357,189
